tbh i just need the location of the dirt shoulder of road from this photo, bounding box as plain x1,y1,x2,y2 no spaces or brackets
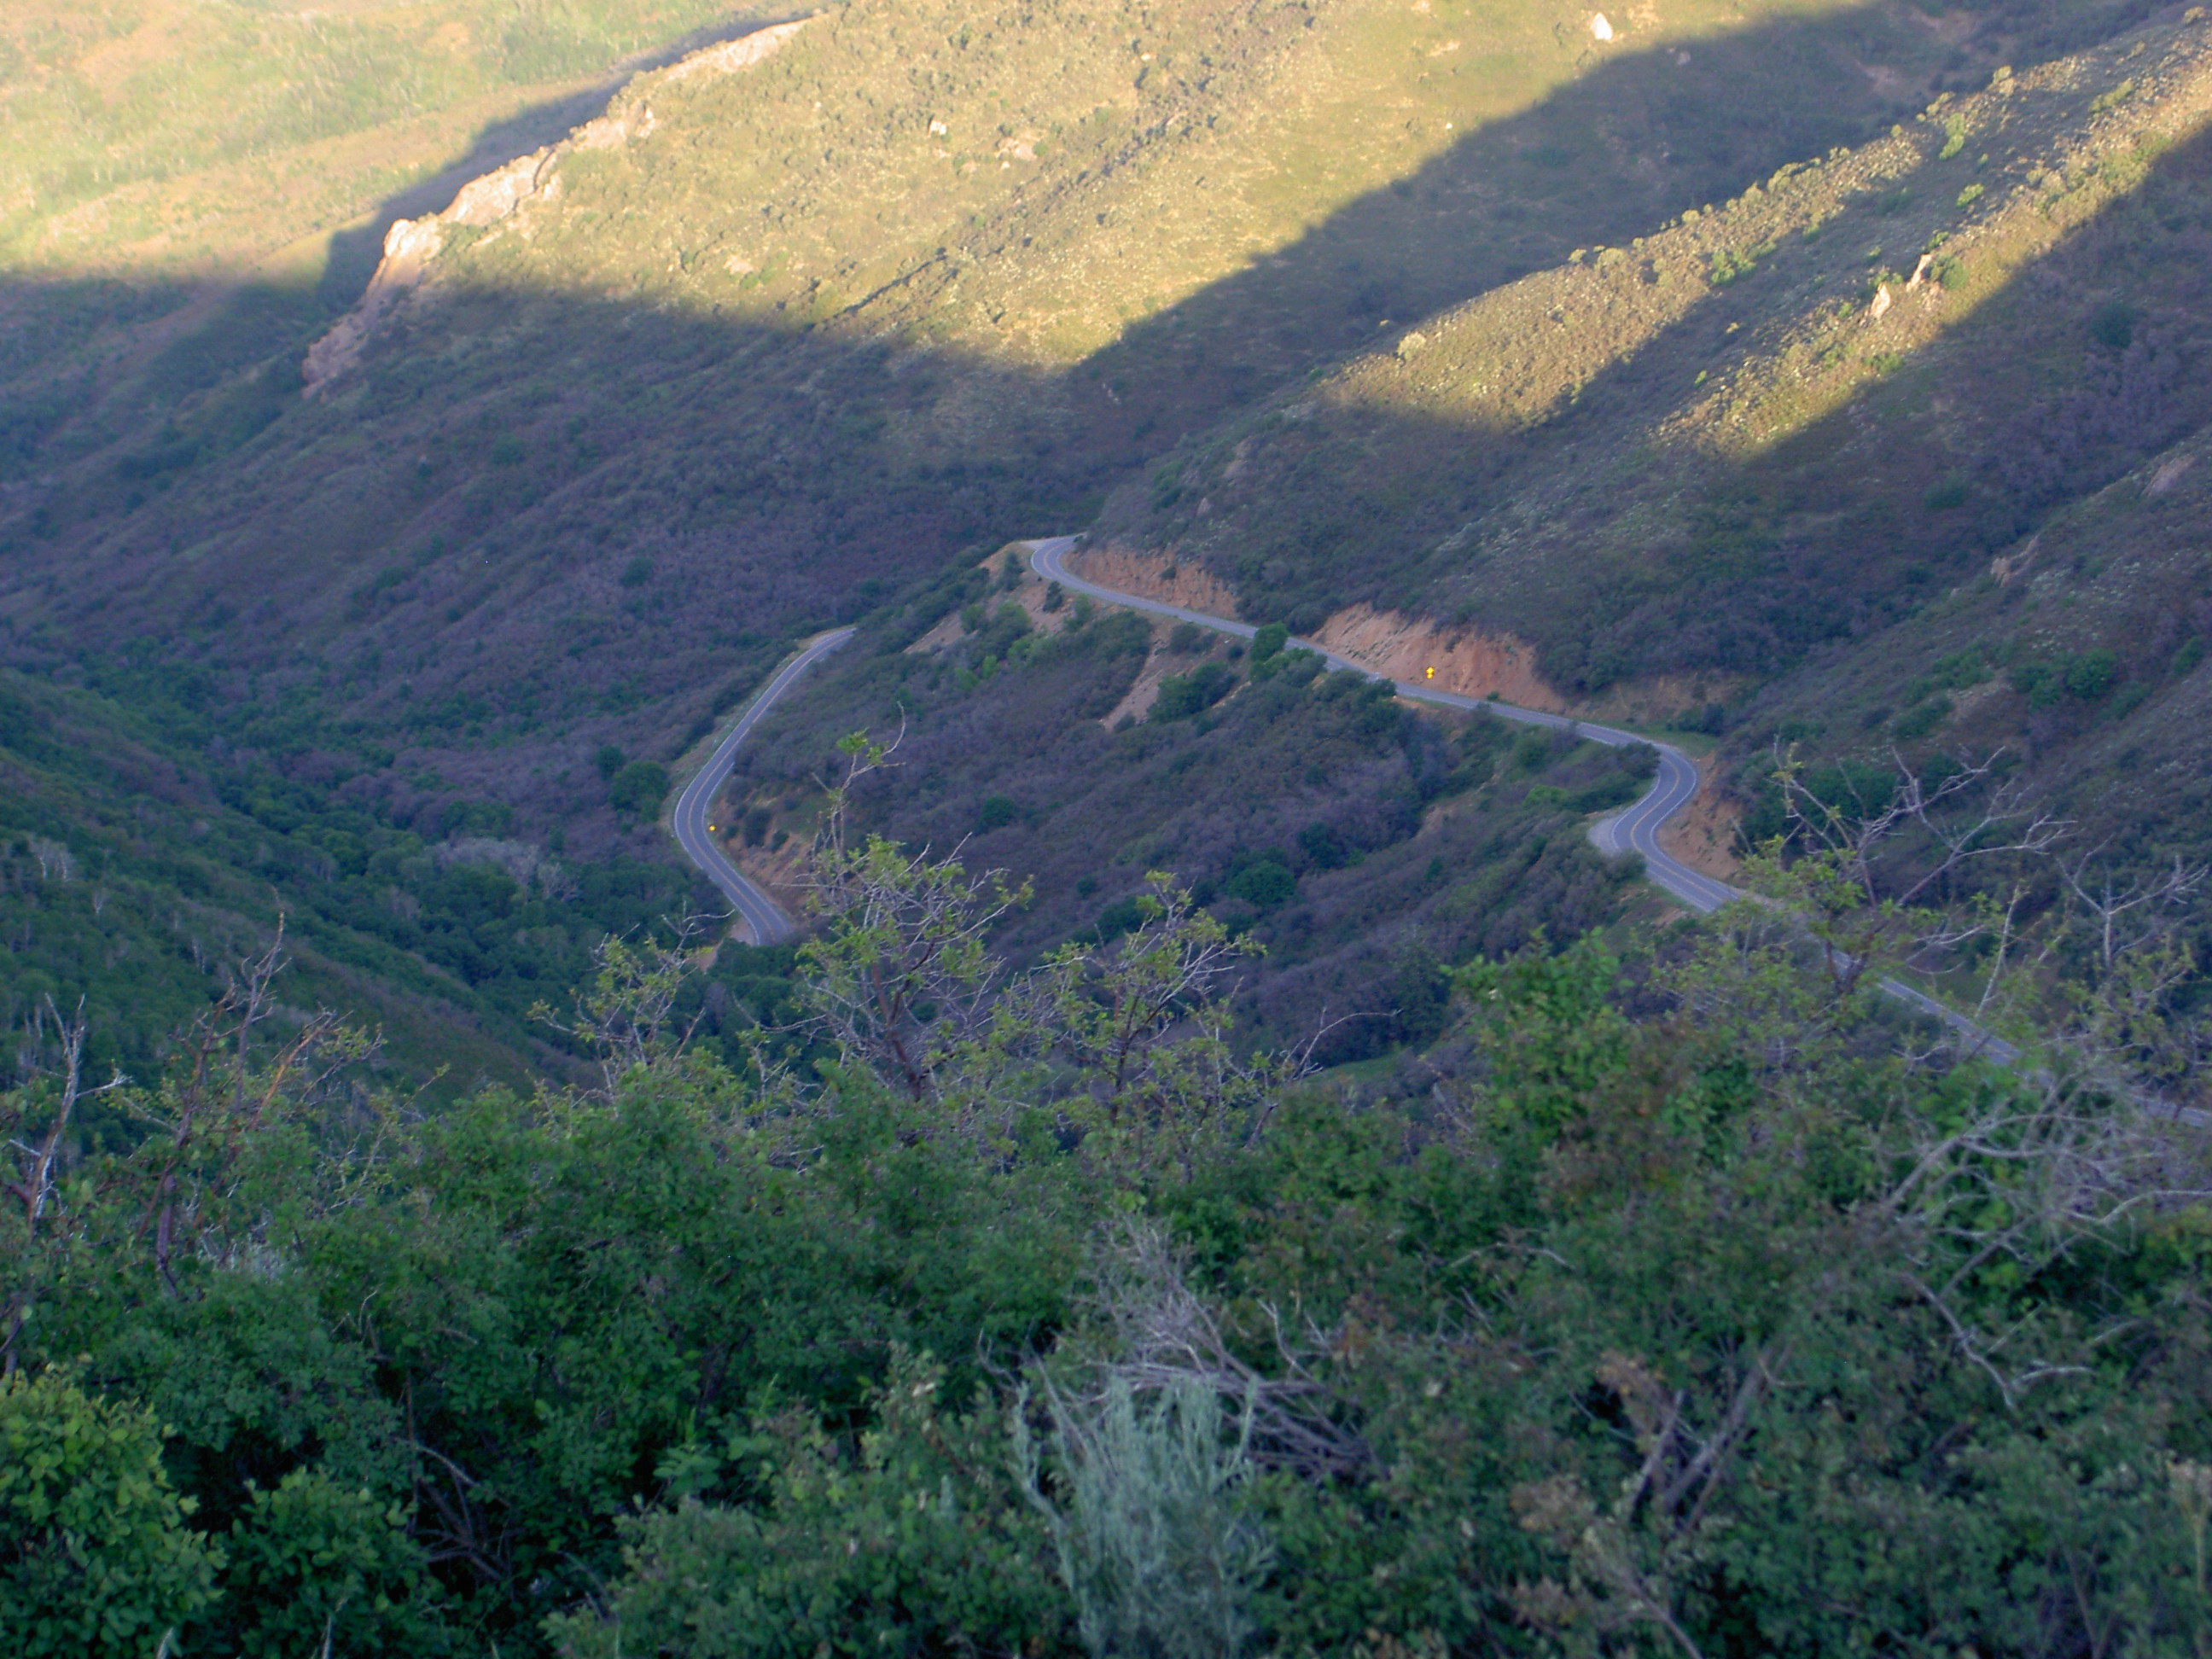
1659,754,1744,884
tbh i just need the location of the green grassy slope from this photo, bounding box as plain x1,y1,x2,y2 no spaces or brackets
1103,10,2212,661
0,0,749,271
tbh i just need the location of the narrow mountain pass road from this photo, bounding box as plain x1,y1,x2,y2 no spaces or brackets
1028,537,1736,911
1030,537,2025,1064
663,550,2025,1061
670,626,856,944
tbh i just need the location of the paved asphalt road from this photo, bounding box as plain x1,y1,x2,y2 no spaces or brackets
654,541,2171,1100
1029,536,1736,911
1030,536,2036,1065
669,626,856,943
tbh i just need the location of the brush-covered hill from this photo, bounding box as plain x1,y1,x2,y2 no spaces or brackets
0,665,713,1089
0,0,769,508
4,0,2044,852
2,0,2202,1067
1093,4,2212,876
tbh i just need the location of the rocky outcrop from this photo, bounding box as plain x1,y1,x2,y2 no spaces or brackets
300,216,447,393
1308,602,1567,711
1068,544,1245,620
301,17,812,395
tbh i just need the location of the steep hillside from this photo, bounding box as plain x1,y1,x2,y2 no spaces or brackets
0,0,752,273
713,553,1654,1062
1092,7,2212,871
3,0,2060,858
0,0,776,577
3,0,2202,1062
0,667,706,1091
1732,417,2212,872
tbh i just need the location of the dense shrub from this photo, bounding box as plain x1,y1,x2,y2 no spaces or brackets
608,759,671,815
1151,662,1238,721
0,1371,219,1658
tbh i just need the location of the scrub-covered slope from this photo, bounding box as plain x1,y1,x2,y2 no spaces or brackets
4,0,2029,856
1094,7,2212,864
0,668,708,1089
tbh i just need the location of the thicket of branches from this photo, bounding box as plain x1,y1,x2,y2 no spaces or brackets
3,741,2208,1659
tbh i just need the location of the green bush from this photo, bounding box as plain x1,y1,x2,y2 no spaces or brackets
1151,662,1237,721
1923,476,1969,511
2064,649,2118,701
2090,300,2138,352
1568,771,1644,813
1223,855,1295,911
1931,646,1992,690
550,1355,1068,1659
212,1470,441,1658
1297,821,1353,870
2009,649,2117,708
1892,696,1953,739
0,1370,219,1658
1708,239,1776,286
1249,641,1323,684
608,760,672,815
979,794,1020,831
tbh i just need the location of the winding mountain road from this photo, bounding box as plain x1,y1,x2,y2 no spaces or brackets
663,544,2018,1059
669,626,856,944
1028,537,1737,912
1030,537,2027,1062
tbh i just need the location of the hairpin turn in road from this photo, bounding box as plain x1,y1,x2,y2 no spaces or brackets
662,546,2021,1064
1027,536,2026,1065
1026,536,1734,911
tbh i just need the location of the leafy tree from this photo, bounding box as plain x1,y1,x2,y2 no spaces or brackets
3,760,2208,1659
1223,857,1295,911
550,1352,1069,1659
608,759,671,814
1150,662,1236,721
0,1369,220,1658
209,1469,443,1657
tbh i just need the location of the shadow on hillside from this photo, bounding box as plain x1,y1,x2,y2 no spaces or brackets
0,0,2194,849
317,13,814,311
1068,0,2169,455
1150,109,2212,706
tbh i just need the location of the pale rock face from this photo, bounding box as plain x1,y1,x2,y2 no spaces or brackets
1591,13,1615,41
1869,282,1894,319
300,16,814,394
2148,455,2196,496
660,20,811,86
446,152,559,228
